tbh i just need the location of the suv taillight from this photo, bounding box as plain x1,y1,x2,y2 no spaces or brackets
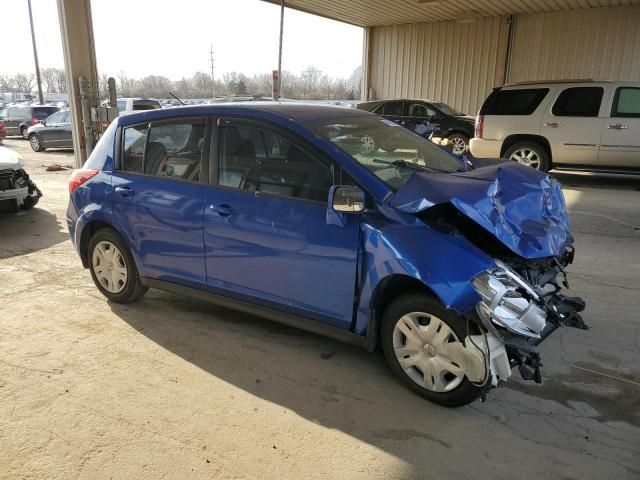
69,169,98,192
474,115,484,139
31,118,39,126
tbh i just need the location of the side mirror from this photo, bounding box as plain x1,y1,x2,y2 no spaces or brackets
329,185,365,214
41,120,46,126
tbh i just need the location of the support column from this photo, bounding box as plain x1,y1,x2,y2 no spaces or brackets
361,26,373,101
57,0,99,167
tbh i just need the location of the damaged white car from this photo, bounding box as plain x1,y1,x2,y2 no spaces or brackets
0,146,42,212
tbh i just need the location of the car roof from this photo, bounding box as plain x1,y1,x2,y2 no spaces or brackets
117,102,371,127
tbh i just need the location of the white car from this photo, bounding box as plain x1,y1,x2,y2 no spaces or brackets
0,146,42,211
470,81,640,172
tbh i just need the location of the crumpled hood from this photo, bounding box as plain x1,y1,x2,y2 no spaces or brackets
389,162,573,259
0,146,25,170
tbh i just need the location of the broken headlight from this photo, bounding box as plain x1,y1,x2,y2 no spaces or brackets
471,261,546,338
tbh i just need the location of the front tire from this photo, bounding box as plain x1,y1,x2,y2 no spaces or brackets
29,134,45,152
381,293,483,407
88,228,147,303
447,133,469,156
504,141,550,172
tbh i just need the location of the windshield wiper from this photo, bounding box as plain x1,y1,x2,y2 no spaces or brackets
372,158,448,173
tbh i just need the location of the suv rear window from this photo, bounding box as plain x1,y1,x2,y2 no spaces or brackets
480,88,549,115
552,87,603,117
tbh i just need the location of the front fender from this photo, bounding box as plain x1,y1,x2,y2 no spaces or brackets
354,222,494,335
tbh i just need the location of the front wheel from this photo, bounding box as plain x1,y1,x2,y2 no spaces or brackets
88,228,147,303
29,134,45,152
447,133,469,156
504,141,550,172
381,293,483,407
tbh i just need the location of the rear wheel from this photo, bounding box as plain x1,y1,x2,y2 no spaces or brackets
504,141,550,172
21,127,29,140
29,134,45,152
381,293,483,407
88,228,147,303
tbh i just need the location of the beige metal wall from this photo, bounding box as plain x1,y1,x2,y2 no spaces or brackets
509,6,640,83
367,16,510,115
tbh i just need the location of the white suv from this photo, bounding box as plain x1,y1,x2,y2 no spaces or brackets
470,81,640,172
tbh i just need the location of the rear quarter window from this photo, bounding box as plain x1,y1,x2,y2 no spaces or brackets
480,88,549,115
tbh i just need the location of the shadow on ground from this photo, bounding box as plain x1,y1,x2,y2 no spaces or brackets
551,170,640,190
0,206,69,259
109,289,640,477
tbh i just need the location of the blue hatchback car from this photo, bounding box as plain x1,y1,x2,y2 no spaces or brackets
67,104,586,406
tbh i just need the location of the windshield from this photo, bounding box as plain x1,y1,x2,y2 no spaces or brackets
432,102,465,116
307,115,464,190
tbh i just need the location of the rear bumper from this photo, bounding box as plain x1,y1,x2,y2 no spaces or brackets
470,138,502,158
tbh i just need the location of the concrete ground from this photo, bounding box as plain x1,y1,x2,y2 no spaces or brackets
1,137,639,479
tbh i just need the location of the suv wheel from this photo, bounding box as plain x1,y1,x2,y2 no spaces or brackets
21,127,29,140
381,293,483,407
447,133,469,156
29,134,45,152
504,141,550,172
88,228,148,303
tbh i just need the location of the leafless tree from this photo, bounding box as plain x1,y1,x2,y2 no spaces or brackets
54,69,67,94
12,73,36,94
41,68,58,92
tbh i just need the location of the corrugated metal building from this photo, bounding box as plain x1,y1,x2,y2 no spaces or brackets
266,1,640,114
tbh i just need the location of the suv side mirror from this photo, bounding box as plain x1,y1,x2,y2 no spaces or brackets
329,185,365,214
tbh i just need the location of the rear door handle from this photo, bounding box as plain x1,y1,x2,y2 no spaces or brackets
544,122,562,128
607,123,628,130
114,186,134,197
208,203,236,217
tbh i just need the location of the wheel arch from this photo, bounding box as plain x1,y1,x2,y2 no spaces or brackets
500,134,552,165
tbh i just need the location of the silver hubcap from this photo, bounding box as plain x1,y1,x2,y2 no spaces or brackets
30,136,39,150
92,241,128,294
392,312,466,393
510,148,541,169
360,135,375,154
450,136,466,156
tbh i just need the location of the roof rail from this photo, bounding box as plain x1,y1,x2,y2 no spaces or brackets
504,78,605,86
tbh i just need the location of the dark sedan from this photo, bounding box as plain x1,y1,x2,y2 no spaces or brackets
357,99,475,156
27,109,73,152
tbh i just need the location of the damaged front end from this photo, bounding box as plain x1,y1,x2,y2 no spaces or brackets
390,162,587,389
0,167,42,211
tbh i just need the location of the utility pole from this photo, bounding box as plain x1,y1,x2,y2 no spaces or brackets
209,44,215,100
276,0,285,99
27,0,44,104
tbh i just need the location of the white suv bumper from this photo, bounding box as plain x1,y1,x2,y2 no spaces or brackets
470,138,502,158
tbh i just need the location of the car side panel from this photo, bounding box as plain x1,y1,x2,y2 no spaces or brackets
353,218,494,335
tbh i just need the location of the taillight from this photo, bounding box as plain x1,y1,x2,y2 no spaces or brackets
31,118,39,125
69,168,98,192
474,115,484,139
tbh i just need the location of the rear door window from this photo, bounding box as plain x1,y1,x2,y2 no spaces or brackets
552,87,603,117
480,88,549,115
144,120,205,181
611,87,640,118
381,101,405,116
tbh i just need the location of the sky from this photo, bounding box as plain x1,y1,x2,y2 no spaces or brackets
1,0,363,80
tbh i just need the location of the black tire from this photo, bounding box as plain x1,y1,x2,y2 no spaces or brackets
29,134,45,152
504,141,550,172
446,132,469,156
381,293,483,407
21,127,29,140
88,228,148,303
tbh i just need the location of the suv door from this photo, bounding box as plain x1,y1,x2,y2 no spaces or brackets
599,86,640,168
39,111,66,145
542,86,605,166
110,117,209,288
5,107,29,136
203,118,361,329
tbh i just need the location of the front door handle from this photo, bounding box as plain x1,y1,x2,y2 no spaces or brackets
544,122,562,128
607,123,628,130
114,186,134,197
208,203,236,217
